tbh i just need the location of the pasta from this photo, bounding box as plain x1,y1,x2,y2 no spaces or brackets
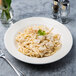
16,25,62,58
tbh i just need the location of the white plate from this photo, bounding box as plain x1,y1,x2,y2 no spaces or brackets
4,17,73,64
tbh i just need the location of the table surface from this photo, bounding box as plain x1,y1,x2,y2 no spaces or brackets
0,0,76,76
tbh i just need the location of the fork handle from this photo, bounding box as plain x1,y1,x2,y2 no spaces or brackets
2,56,24,76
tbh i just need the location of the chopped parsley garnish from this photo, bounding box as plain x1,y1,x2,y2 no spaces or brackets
38,29,46,35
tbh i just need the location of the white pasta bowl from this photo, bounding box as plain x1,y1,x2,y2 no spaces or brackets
4,17,73,64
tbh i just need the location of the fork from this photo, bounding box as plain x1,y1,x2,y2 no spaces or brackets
0,50,24,76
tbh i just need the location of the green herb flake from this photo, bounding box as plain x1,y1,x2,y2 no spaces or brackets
38,29,46,35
